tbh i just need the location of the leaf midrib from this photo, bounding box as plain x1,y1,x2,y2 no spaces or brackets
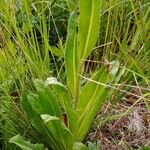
81,1,95,60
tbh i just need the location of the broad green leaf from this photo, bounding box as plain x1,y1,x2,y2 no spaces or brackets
9,134,44,150
21,92,62,150
75,67,108,141
45,77,78,135
65,11,78,97
32,88,61,117
76,66,108,116
21,91,44,132
75,62,120,141
31,79,61,117
78,0,102,60
41,114,74,150
73,142,88,150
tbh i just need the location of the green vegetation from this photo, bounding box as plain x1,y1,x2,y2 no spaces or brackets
0,0,150,149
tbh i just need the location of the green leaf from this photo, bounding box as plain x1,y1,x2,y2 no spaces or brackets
66,0,78,12
28,87,61,117
30,79,61,117
9,134,44,150
21,92,62,150
45,77,78,135
87,141,100,150
50,39,64,57
76,67,108,116
21,91,44,132
78,0,102,60
33,79,46,91
41,114,74,150
50,46,63,57
65,11,78,97
75,66,108,141
73,142,88,150
140,147,150,150
75,62,120,141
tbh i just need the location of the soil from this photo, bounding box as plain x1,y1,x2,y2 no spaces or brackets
88,88,150,150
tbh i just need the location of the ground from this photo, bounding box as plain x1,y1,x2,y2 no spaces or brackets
88,88,150,150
